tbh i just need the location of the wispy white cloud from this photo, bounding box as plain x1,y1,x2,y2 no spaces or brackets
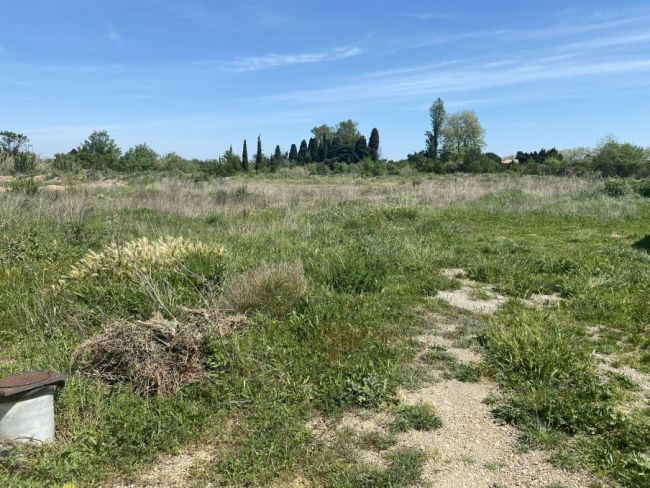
266,55,650,105
228,46,364,72
561,31,650,50
108,24,120,43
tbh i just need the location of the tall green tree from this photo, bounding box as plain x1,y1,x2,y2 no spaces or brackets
308,138,318,162
354,136,370,161
0,131,29,155
311,125,334,145
334,120,361,145
119,143,158,171
270,144,282,172
441,110,485,162
242,140,249,171
289,144,298,162
298,140,309,164
77,130,122,169
318,138,328,162
426,98,446,159
592,139,646,177
223,146,242,173
255,135,265,171
368,128,380,161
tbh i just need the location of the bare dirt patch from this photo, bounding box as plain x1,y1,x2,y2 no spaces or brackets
86,179,127,190
114,447,213,488
595,353,650,409
42,184,65,192
437,269,564,313
398,381,596,487
309,312,603,487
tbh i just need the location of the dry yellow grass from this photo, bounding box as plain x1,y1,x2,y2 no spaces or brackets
221,261,309,318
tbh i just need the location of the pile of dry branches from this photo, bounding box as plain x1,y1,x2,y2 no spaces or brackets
73,309,246,396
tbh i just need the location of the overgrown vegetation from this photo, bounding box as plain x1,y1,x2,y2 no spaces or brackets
3,98,648,179
0,175,648,487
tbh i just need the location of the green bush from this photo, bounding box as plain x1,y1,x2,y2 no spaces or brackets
118,143,159,171
13,151,37,173
632,178,650,198
8,177,40,194
603,178,629,197
52,152,82,172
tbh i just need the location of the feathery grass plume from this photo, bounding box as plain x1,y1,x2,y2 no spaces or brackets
60,236,225,285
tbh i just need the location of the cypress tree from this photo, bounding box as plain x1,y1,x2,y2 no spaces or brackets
426,98,446,159
308,137,318,162
368,128,380,161
298,140,308,164
318,138,328,162
355,136,370,161
289,144,298,162
255,135,264,171
242,140,249,171
271,144,282,172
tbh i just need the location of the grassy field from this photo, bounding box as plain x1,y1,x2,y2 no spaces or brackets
0,173,648,487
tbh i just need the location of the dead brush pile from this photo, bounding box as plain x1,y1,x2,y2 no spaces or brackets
73,308,246,396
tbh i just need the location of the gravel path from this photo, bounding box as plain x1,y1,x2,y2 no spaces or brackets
321,312,603,488
113,448,212,488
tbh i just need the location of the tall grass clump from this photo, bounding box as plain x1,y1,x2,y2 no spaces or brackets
485,310,610,432
221,261,308,318
57,236,226,319
485,310,650,485
318,241,392,294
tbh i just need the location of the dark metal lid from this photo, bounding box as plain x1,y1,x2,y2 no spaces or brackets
0,371,66,398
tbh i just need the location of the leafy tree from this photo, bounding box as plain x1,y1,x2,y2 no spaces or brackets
255,135,265,171
334,119,361,145
328,138,357,164
311,125,334,145
159,152,190,172
119,143,158,171
354,136,370,161
441,110,485,162
0,131,29,155
308,138,318,162
242,140,249,171
77,130,122,169
223,146,242,173
289,144,298,162
298,140,309,164
592,139,646,177
425,98,446,159
368,128,380,161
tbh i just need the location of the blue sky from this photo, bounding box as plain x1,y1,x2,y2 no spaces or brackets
1,0,649,160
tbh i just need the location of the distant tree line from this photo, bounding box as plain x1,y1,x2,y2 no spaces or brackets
1,104,648,179
37,121,387,177
408,98,649,178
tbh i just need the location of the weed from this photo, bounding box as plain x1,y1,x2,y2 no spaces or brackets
221,261,308,318
390,403,442,432
453,363,482,383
